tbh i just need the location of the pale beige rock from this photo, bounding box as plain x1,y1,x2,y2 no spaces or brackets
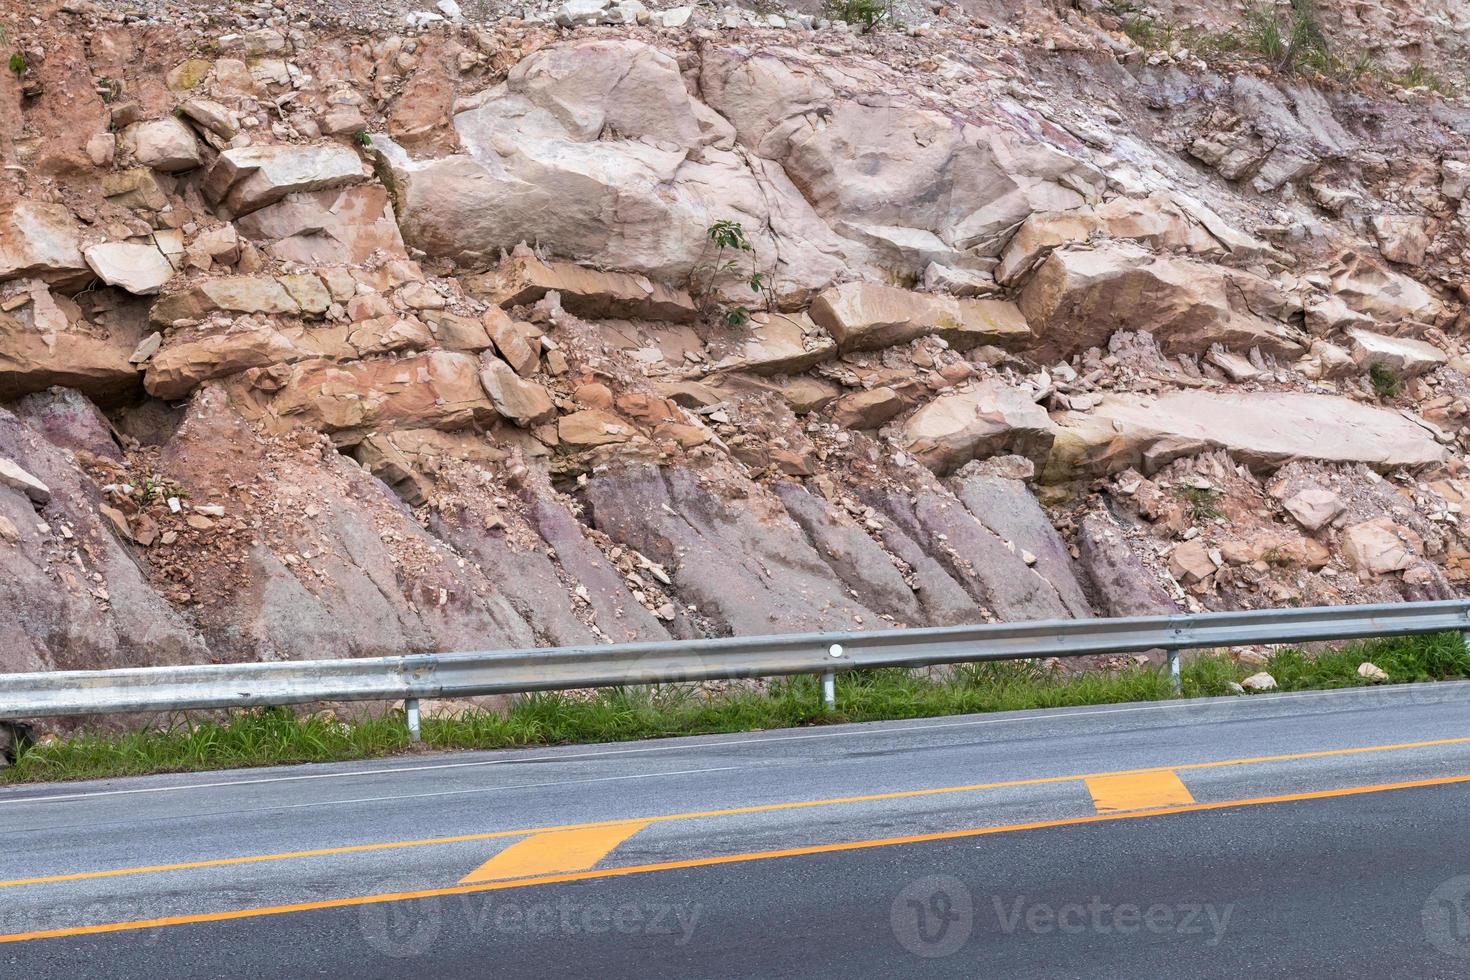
0,457,51,505
203,143,371,216
83,243,174,295
808,281,1029,353
178,99,240,140
903,381,1056,475
379,40,849,297
0,302,141,403
1281,485,1345,532
1329,251,1440,323
1341,517,1420,575
236,186,406,266
1357,662,1389,682
1344,328,1446,376
478,356,555,426
1049,390,1447,479
261,351,496,442
1169,538,1216,584
484,309,539,376
119,117,203,172
0,202,88,287
1241,672,1277,692
150,276,299,326
995,192,1231,284
1018,241,1304,359
830,387,908,430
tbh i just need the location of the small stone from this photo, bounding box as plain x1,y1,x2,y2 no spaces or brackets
1241,672,1277,692
1357,662,1389,683
194,504,226,517
0,457,51,506
186,514,214,530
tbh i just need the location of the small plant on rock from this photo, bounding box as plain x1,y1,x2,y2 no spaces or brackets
1182,486,1223,523
7,52,24,75
353,130,372,147
693,219,776,326
1369,362,1402,400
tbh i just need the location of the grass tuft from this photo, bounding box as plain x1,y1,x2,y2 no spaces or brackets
7,633,1468,784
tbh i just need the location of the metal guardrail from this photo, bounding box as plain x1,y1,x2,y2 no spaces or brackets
3,600,1469,740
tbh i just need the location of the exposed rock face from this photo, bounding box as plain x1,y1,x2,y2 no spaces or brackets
6,2,1470,686
699,43,1106,270
380,39,849,296
1052,391,1447,478
585,463,879,635
0,403,206,674
156,388,536,660
1074,513,1175,618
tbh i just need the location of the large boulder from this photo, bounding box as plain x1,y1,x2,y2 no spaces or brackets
150,276,305,326
903,380,1056,475
1050,390,1448,479
1017,241,1305,359
0,202,89,287
203,142,371,216
119,117,203,173
379,40,849,299
808,281,1030,352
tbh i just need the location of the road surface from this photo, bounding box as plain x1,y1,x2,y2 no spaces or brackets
5,682,1470,977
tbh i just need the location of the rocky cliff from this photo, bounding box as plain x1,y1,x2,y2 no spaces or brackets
3,0,1469,674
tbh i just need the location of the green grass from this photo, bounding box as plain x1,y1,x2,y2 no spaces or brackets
7,633,1469,784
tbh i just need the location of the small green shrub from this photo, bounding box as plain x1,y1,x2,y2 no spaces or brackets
1397,63,1447,92
354,130,372,147
1369,362,1401,400
7,52,24,75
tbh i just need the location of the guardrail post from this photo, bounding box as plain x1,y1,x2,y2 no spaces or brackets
1166,649,1181,695
822,643,843,711
404,698,421,742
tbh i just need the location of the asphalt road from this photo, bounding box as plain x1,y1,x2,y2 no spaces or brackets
5,681,1470,977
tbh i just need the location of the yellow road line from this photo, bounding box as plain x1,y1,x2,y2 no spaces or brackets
460,822,648,883
1085,770,1195,813
6,734,1470,890
4,771,1470,946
